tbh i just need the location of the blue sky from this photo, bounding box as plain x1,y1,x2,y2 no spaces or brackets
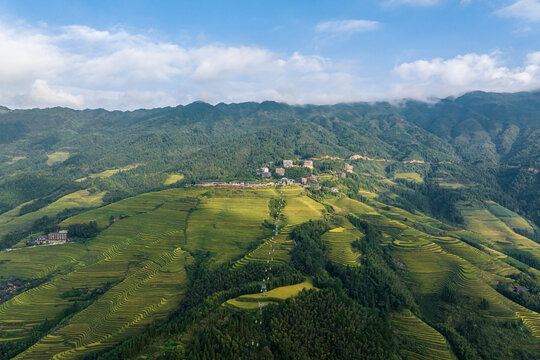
1,0,540,109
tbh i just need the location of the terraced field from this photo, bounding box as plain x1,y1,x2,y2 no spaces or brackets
233,229,293,269
224,279,315,310
280,186,325,224
322,219,363,266
486,201,535,234
392,310,455,360
185,191,271,264
1,189,198,359
0,189,106,241
459,202,540,263
394,172,423,183
0,243,88,279
75,164,140,182
324,196,540,339
163,173,184,185
3,185,540,357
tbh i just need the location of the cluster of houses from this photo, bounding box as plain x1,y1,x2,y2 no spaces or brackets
258,159,316,179
278,174,321,190
188,180,272,187
185,158,355,191
0,277,24,304
29,230,69,246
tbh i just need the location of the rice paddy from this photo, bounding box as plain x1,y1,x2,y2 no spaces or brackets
392,309,454,360
233,188,324,268
224,279,315,310
3,184,540,358
2,189,197,359
322,219,363,266
185,194,270,264
163,173,184,185
485,201,535,234
394,172,423,183
0,190,106,241
459,202,540,263
281,191,325,225
75,164,140,182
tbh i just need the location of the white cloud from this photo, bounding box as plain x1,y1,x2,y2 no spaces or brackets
1,21,540,109
29,80,84,107
392,52,540,99
315,19,381,33
382,0,440,7
496,0,540,22
0,22,367,109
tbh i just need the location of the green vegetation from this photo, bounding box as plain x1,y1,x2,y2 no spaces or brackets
0,190,105,249
75,165,140,182
321,218,363,266
392,309,454,360
394,172,423,183
46,151,69,165
224,279,315,309
163,173,184,185
1,189,197,359
0,92,539,358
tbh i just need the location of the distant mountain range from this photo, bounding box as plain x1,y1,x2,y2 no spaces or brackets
0,90,539,225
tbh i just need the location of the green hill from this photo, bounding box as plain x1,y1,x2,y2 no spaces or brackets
0,91,539,359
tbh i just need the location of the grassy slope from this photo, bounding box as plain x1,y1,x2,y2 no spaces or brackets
322,219,363,266
459,202,540,264
323,195,540,343
225,279,315,309
392,309,455,360
233,187,325,268
75,164,140,182
46,151,69,165
2,189,197,359
185,187,273,265
163,174,184,185
0,190,106,241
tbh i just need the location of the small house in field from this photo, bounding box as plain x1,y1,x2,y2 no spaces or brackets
261,171,272,179
345,164,353,173
307,174,317,181
329,187,339,192
303,160,313,169
338,171,346,178
275,167,285,176
283,160,293,168
280,177,295,185
32,235,48,245
310,182,321,190
48,230,68,242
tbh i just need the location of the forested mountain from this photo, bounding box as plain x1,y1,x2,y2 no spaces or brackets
0,91,539,359
0,91,538,225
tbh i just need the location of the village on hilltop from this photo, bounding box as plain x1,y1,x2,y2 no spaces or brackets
188,156,357,192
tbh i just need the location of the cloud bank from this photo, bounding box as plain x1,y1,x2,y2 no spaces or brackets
392,52,540,99
1,22,540,109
